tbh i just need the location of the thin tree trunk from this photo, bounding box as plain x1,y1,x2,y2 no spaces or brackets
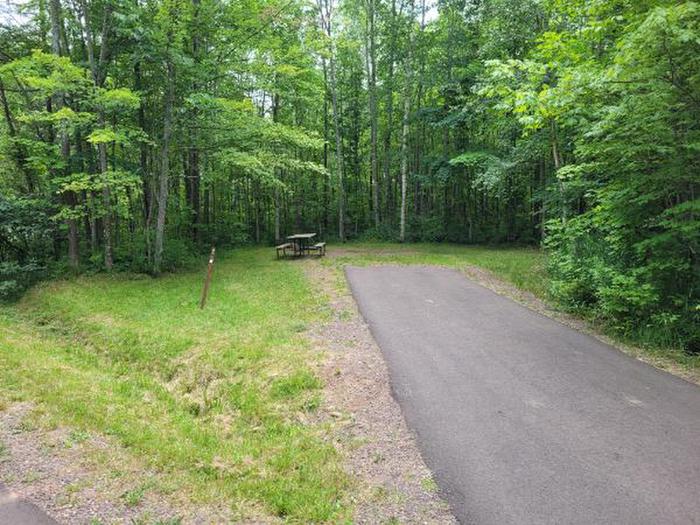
399,3,415,243
331,56,345,242
188,0,201,243
382,0,397,221
154,59,175,274
80,0,113,269
272,93,281,241
399,87,410,242
364,0,379,228
134,62,150,221
322,65,330,234
550,120,566,224
50,0,79,268
318,0,345,241
98,137,113,268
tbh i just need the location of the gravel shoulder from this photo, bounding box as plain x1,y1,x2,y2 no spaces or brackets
304,259,456,524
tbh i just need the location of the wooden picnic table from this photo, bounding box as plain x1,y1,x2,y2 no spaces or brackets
286,233,316,256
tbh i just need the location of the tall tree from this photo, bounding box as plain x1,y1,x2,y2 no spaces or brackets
317,0,345,241
364,0,379,228
399,0,415,242
49,0,79,268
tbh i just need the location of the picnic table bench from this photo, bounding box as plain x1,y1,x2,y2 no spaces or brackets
276,242,292,259
307,242,326,256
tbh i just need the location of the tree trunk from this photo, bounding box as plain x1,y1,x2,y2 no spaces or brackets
365,0,379,228
188,0,201,243
80,0,113,269
318,0,345,241
154,60,175,274
550,120,566,224
322,65,330,234
99,138,113,269
331,57,345,243
399,3,415,243
272,93,281,241
50,0,79,268
399,87,410,242
382,0,397,221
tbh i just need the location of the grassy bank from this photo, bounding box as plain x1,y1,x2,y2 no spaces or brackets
0,248,345,521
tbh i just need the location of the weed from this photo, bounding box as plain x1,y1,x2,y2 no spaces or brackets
122,485,146,507
421,476,439,492
66,429,90,446
271,370,322,399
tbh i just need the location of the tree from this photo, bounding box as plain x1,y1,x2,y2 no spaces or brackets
317,0,346,242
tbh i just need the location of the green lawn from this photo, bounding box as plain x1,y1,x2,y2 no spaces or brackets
324,242,547,297
0,247,346,521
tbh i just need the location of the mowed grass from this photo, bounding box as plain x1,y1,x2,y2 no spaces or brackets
325,242,547,297
0,247,346,521
0,242,546,521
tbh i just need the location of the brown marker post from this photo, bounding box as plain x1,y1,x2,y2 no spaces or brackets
200,246,216,309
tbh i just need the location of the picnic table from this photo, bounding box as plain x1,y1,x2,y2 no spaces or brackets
276,233,326,258
287,233,316,256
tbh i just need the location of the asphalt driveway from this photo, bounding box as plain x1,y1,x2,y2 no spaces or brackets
345,265,700,525
0,483,57,525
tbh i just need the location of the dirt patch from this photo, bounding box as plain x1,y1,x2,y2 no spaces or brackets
0,404,231,524
304,260,456,524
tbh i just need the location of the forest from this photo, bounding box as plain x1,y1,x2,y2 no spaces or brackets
0,0,698,352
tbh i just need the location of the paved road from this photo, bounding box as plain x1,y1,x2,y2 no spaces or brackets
0,483,57,524
346,265,700,525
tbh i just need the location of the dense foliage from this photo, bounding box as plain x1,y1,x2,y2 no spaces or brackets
0,0,698,350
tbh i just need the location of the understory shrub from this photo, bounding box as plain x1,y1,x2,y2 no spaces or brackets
546,215,699,353
0,196,54,300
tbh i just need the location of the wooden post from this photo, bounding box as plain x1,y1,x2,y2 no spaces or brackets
200,246,215,309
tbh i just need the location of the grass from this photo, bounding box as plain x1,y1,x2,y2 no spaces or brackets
0,247,346,521
323,241,547,297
